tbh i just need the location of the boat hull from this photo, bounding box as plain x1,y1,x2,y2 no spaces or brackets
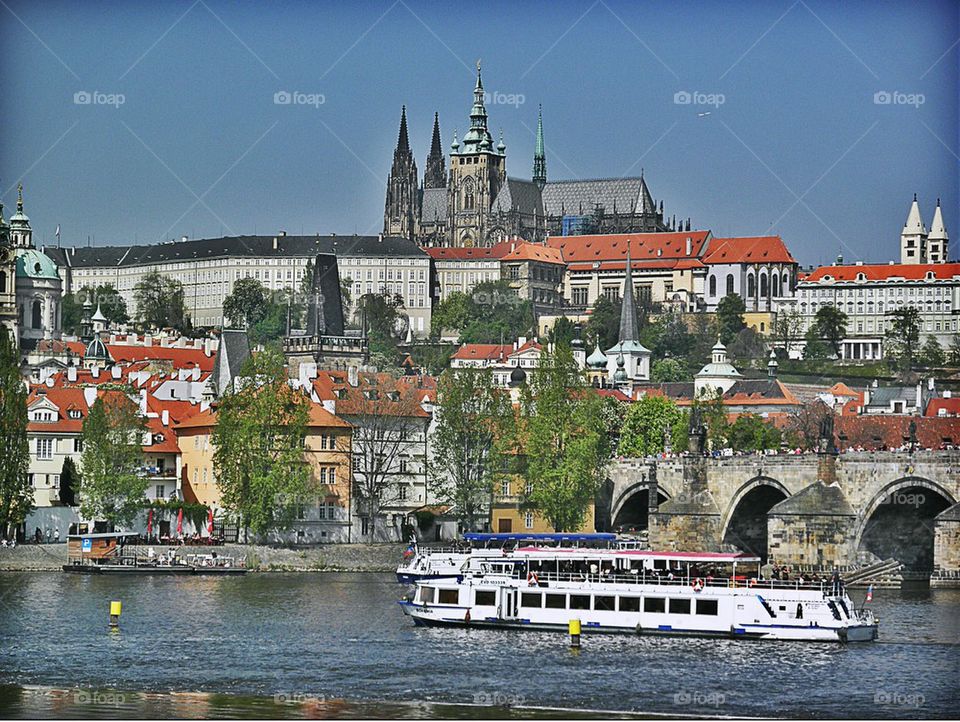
62,564,246,575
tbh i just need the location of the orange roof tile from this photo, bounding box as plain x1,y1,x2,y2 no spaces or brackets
105,344,215,372
804,262,960,283
926,398,960,417
451,343,513,362
548,231,711,270
426,241,514,261
702,236,796,265
502,243,564,264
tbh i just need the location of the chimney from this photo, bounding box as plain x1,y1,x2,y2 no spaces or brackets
83,386,98,409
348,365,359,387
111,365,121,379
91,366,100,379
863,388,870,406
161,409,170,426
127,333,136,344
273,236,279,250
203,339,213,357
109,334,116,344
916,382,922,410
144,334,152,347
685,236,692,256
192,364,201,381
139,389,148,414
67,366,77,382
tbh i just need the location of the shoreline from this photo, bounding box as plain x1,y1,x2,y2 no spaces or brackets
0,542,404,573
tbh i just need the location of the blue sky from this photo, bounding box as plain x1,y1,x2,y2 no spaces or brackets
0,0,957,266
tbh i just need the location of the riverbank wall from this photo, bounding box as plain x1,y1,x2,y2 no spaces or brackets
0,542,404,573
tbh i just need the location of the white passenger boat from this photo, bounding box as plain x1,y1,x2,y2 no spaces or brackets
395,532,620,584
398,550,878,642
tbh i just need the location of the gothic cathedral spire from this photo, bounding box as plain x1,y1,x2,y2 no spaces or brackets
533,104,546,190
423,112,446,189
383,106,419,241
619,241,639,343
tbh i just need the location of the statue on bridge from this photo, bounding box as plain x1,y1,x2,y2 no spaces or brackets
818,412,835,453
688,406,708,455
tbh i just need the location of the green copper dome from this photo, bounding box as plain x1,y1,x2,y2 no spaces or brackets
16,248,59,279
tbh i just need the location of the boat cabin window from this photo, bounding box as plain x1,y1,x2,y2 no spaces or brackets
619,596,641,612
570,595,590,610
419,586,436,604
594,596,616,612
644,597,666,613
696,599,718,615
669,598,691,614
438,589,459,605
545,594,566,609
475,590,496,606
521,592,542,608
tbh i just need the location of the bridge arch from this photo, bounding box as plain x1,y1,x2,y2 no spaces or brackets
720,476,791,561
611,481,669,533
856,476,956,571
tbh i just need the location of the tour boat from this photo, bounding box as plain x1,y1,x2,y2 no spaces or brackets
395,532,620,584
398,549,878,642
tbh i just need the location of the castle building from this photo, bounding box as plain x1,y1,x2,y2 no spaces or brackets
900,194,950,264
384,64,678,248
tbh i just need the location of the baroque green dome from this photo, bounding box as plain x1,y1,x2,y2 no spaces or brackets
16,248,59,279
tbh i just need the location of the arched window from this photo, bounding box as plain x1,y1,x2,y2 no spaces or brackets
747,273,755,298
465,189,475,210
725,274,734,295
760,273,768,298
31,299,42,329
0,270,5,293
784,271,792,292
709,275,717,296
772,274,781,298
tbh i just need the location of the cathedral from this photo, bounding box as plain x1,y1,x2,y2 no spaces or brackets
383,63,685,248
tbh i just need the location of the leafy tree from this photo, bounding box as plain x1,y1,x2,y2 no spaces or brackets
134,271,189,331
726,414,781,453
212,347,310,539
651,357,686,382
686,313,718,373
950,334,960,367
813,306,848,358
61,292,84,335
410,343,455,376
885,306,922,372
0,327,31,540
79,393,148,528
785,400,832,451
223,278,268,329
84,284,128,325
803,325,830,360
618,395,687,457
512,346,608,532
547,316,576,348
356,293,408,365
250,289,294,345
694,390,729,450
431,292,472,338
59,456,80,506
460,281,534,344
716,293,746,344
727,327,765,363
598,394,628,451
920,335,945,368
773,307,803,355
340,274,353,311
584,295,621,351
431,368,511,533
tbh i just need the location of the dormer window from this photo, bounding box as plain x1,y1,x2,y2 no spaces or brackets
32,411,54,422
364,389,379,400
68,410,82,419
387,391,400,402
334,388,346,399
154,433,165,444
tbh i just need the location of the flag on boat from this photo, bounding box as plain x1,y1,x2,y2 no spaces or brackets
176,507,183,535
402,544,415,559
147,508,153,538
865,584,873,603
207,508,214,535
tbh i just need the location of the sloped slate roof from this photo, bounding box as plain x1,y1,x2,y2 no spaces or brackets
421,187,448,222
768,481,856,517
492,178,544,216
541,177,652,216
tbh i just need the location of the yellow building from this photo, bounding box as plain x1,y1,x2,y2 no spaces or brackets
490,476,595,534
176,403,354,542
744,311,777,336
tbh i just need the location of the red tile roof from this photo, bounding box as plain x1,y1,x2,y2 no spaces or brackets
105,344,215,372
502,243,564,264
312,371,433,418
451,343,513,362
548,231,711,271
26,387,91,433
426,241,514,261
926,398,960,417
804,262,960,283
702,236,796,265
835,415,960,450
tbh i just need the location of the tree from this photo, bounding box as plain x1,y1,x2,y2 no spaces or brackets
785,400,832,451
773,307,803,356
0,327,31,540
355,292,408,365
950,334,960,367
547,316,576,348
694,390,729,450
727,327,766,363
885,306,922,372
84,284,128,325
716,293,746,345
212,347,311,539
726,414,781,453
511,346,609,531
223,278,268,329
651,358,686,382
134,271,189,331
813,306,848,358
59,456,80,507
431,292,472,338
920,335,946,368
78,393,148,528
803,325,830,360
584,295,621,351
431,368,511,533
618,395,687,457
460,281,534,344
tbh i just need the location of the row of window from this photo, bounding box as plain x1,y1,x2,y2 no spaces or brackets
801,285,954,298
434,588,720,616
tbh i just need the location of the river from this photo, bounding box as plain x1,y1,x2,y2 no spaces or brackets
0,573,957,718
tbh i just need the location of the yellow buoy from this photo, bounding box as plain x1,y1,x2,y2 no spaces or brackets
109,600,122,627
569,618,581,647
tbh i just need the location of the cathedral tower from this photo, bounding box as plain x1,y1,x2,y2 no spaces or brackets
928,198,949,263
900,193,927,264
423,112,446,189
447,61,507,247
383,106,419,240
532,105,546,190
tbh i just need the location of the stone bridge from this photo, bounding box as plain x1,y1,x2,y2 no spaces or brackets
599,451,960,573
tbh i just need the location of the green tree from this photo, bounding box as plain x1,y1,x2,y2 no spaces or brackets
61,292,84,335
84,284,128,325
716,293,746,344
59,456,80,507
585,295,621,351
460,281,535,344
803,325,830,360
547,316,576,348
920,335,946,368
431,292,472,338
726,414,781,453
134,271,189,331
618,395,687,457
0,327,31,539
813,306,848,358
773,307,803,355
223,278,268,329
212,347,311,539
431,368,511,532
949,334,960,367
727,326,766,363
356,292,408,365
651,357,686,382
79,393,148,527
513,346,608,531
885,306,922,372
694,390,729,450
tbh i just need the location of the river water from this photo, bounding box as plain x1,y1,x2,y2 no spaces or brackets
0,572,957,719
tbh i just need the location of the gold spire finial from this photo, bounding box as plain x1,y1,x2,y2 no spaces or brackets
17,182,23,212
477,58,481,72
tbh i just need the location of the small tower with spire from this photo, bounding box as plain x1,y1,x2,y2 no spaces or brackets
927,198,949,263
532,105,546,190
383,106,419,241
604,241,651,384
9,183,33,249
900,193,928,265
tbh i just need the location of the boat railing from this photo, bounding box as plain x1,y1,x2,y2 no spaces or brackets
505,569,833,593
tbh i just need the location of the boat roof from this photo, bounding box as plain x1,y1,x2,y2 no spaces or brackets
513,547,761,562
67,532,140,540
463,532,616,542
